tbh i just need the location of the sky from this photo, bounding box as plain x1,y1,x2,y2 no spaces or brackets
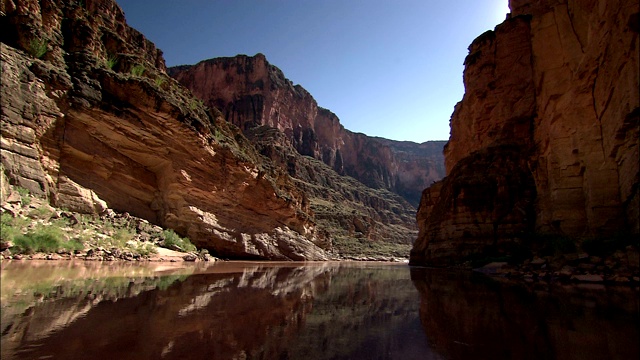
117,0,510,143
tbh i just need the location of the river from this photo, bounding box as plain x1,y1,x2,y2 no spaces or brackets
1,260,638,359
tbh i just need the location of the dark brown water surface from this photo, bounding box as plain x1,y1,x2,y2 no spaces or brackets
1,261,637,360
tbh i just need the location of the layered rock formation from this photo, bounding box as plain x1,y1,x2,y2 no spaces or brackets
168,53,449,252
168,55,446,207
0,0,327,260
245,126,419,257
411,0,639,265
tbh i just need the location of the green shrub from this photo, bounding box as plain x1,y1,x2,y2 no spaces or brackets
133,242,158,257
154,76,166,87
13,233,59,254
15,187,31,206
162,229,197,252
105,54,118,70
12,224,65,254
188,98,203,110
0,214,27,242
131,64,145,76
29,38,48,58
112,228,134,247
64,239,85,252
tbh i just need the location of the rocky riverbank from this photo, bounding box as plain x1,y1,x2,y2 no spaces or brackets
473,250,640,285
0,182,409,263
0,185,213,263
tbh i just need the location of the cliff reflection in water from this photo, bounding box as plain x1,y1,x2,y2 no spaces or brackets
1,261,432,360
2,261,638,360
410,268,640,360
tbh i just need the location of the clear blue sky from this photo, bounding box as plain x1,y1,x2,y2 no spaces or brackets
117,0,510,142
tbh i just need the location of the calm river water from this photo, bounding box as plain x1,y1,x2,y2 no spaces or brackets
1,260,638,360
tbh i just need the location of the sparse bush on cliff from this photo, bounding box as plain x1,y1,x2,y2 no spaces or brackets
28,38,48,58
188,98,204,111
105,54,119,70
131,64,145,76
154,76,166,87
0,189,162,258
112,228,134,247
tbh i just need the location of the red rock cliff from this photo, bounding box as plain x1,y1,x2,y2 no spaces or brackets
1,0,328,260
411,0,639,265
169,56,446,207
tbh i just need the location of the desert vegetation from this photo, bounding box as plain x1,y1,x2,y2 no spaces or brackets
0,186,206,262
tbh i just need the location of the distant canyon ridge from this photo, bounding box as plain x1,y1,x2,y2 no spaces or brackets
0,0,445,260
168,55,445,208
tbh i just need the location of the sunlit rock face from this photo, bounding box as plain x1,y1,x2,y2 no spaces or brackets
169,55,446,207
411,0,640,265
0,0,327,260
169,54,447,246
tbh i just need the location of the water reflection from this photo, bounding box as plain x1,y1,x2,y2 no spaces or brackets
410,268,639,360
1,261,432,360
1,261,638,360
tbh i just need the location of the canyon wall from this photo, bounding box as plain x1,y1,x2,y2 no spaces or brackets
0,0,426,260
0,0,328,260
169,56,446,207
411,0,639,265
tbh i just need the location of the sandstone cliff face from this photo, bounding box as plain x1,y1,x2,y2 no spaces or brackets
411,0,639,265
169,56,446,207
1,0,327,260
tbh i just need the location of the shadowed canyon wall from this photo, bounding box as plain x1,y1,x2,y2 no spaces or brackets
411,0,639,265
169,56,446,207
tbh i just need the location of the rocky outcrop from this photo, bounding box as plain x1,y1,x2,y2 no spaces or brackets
169,54,443,250
412,145,537,266
245,125,419,256
411,0,639,265
168,55,446,207
1,0,327,260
